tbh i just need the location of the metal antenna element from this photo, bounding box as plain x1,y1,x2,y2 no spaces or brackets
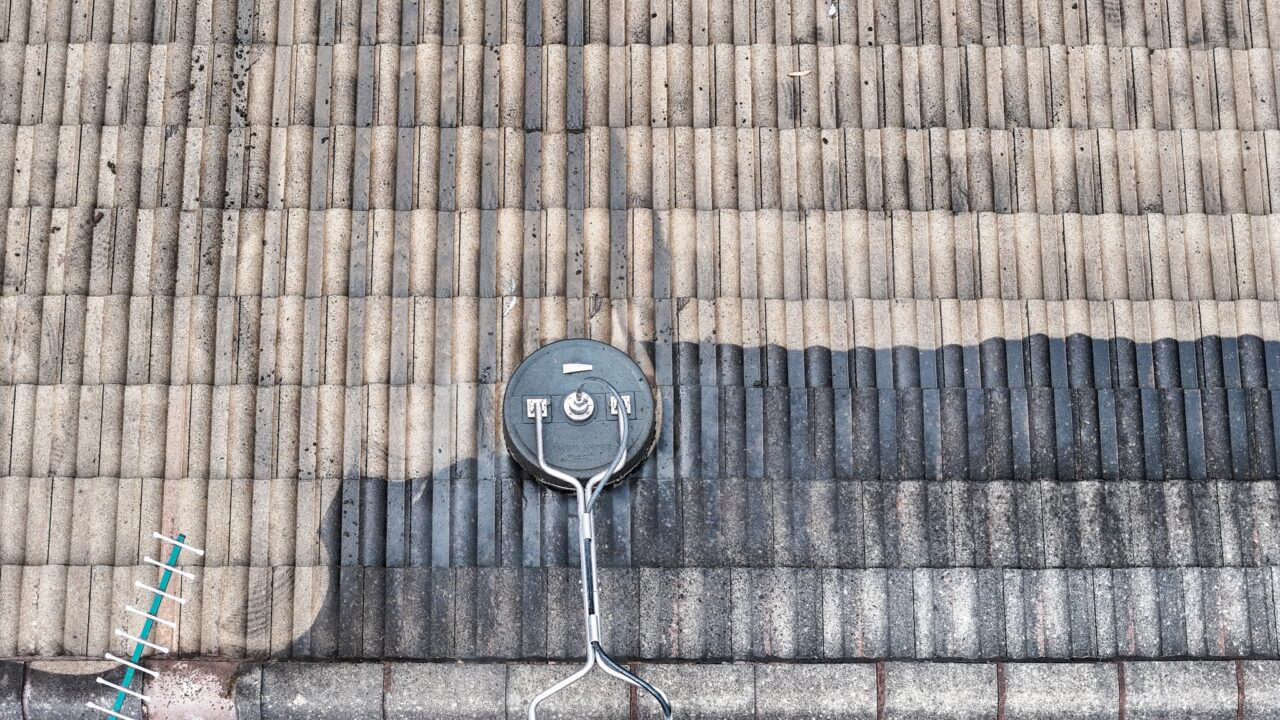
527,377,672,720
86,532,204,720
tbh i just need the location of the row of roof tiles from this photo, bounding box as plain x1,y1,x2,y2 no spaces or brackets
2,566,1280,660
3,474,1280,567
6,127,1280,216
8,298,1280,383
8,211,1279,299
1,0,1277,48
6,376,1280,482
4,42,1280,131
5,294,1280,481
5,659,1279,719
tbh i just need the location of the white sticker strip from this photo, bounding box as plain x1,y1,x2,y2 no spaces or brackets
134,581,186,605
151,532,205,556
144,556,195,579
104,653,158,678
125,605,176,629
85,701,139,720
95,677,152,703
115,628,169,654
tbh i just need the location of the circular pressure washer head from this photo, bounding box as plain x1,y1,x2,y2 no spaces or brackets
502,339,659,491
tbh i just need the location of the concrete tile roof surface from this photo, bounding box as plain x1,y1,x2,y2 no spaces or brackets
1,0,1279,714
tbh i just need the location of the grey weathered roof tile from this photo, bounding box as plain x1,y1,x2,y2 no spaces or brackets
24,659,142,720
884,662,996,720
386,662,505,719
636,662,754,719
1005,662,1119,719
5,0,1280,704
0,660,18,720
261,661,382,719
1125,660,1238,720
757,663,877,719
1240,664,1280,719
931,567,979,658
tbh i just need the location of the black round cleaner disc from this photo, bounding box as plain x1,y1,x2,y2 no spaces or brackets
503,339,659,491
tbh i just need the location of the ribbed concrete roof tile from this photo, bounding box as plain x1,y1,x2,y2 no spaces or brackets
1124,660,1238,720
756,663,878,719
633,663,754,720
24,659,143,720
261,661,382,719
883,662,997,720
0,662,18,720
386,663,506,720
1244,661,1280,719
506,663,630,719
1,0,1279,709
1005,662,1119,720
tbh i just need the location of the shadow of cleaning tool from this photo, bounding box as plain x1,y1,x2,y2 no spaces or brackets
86,532,205,720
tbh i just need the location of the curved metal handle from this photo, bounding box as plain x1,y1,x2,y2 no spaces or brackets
595,642,673,719
581,377,629,511
527,377,670,719
532,377,630,508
